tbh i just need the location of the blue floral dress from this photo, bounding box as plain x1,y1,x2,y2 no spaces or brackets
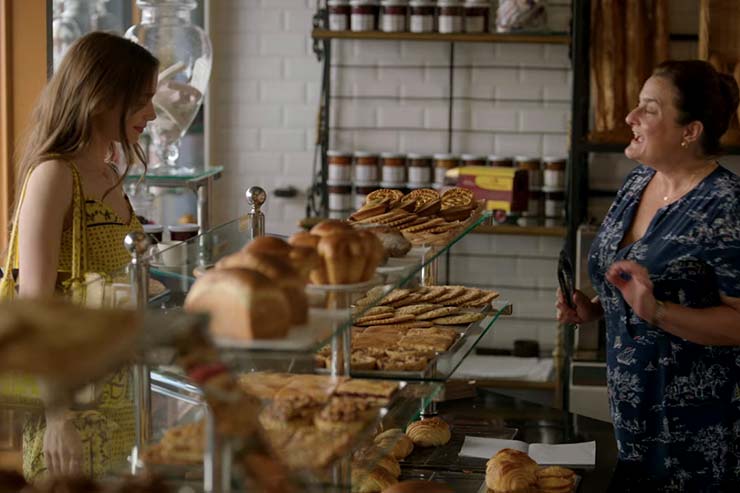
589,164,740,492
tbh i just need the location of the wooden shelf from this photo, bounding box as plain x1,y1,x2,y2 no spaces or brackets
473,224,566,237
312,28,570,45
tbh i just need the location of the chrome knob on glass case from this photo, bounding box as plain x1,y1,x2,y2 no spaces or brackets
245,186,266,238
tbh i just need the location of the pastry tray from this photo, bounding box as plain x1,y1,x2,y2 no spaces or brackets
317,299,512,382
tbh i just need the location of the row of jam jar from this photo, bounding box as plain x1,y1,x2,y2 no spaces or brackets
328,0,493,34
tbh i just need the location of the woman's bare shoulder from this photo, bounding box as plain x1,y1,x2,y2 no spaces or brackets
23,160,74,209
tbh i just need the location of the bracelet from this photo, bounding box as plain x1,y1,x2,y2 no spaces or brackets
651,300,666,327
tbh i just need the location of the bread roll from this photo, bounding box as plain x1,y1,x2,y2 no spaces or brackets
364,226,412,258
355,229,385,280
288,245,320,282
317,233,367,284
485,448,538,493
405,417,451,447
288,232,327,284
215,251,308,325
310,219,353,237
244,235,293,257
380,480,454,493
374,428,414,459
184,268,292,340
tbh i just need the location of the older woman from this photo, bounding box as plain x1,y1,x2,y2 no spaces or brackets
558,60,740,492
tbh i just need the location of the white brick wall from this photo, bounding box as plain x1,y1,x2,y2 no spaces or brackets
206,0,710,353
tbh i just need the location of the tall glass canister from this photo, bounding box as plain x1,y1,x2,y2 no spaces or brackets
125,0,212,174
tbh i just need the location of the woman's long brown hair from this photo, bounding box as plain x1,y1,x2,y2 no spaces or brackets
13,31,159,212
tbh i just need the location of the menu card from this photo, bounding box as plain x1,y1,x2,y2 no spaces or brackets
459,437,596,467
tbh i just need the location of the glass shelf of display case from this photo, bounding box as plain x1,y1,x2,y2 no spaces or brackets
102,211,500,357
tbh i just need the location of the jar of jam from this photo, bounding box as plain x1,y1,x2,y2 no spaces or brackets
409,0,435,32
327,181,353,211
328,150,353,181
328,0,351,31
350,0,379,31
354,183,379,209
406,153,433,184
487,154,514,167
143,224,163,243
168,223,200,242
380,152,406,184
461,153,487,167
542,186,565,226
543,156,566,189
463,0,489,33
515,155,542,190
438,0,463,33
381,0,408,32
433,153,459,184
354,151,379,182
523,188,544,218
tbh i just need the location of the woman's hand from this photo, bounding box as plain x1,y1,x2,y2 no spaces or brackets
606,260,657,323
556,288,603,325
43,411,83,476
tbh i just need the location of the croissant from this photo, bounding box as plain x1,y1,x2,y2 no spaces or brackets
351,465,398,493
536,466,576,493
374,428,414,459
485,448,538,493
405,417,451,447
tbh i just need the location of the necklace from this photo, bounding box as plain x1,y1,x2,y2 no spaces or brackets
660,162,716,202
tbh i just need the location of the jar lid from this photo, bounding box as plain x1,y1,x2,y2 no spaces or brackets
487,154,512,161
406,153,433,160
353,150,379,158
433,153,459,160
406,182,433,189
327,180,353,186
168,223,200,232
541,185,566,193
327,150,352,157
410,0,435,5
355,181,379,188
379,181,406,189
328,0,350,5
542,156,567,163
143,224,163,232
437,0,462,5
514,155,539,162
350,0,379,5
381,0,409,5
463,0,490,5
461,153,487,161
380,152,406,159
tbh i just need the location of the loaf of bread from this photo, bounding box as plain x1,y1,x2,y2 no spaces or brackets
244,235,293,257
310,218,354,237
485,448,538,493
288,231,327,284
215,251,308,325
184,268,292,340
405,417,451,447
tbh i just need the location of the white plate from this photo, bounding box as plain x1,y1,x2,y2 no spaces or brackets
306,274,384,293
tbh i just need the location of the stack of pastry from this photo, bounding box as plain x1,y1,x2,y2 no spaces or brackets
184,236,315,341
485,449,576,493
289,219,384,285
349,187,481,246
142,421,205,465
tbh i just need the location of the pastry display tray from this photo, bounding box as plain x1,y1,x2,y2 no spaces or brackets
317,299,512,382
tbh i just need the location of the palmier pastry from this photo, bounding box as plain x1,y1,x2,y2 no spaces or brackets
485,448,538,493
405,417,451,447
374,428,414,459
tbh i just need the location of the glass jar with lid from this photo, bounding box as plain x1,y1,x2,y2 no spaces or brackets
350,0,379,31
328,150,353,181
406,153,433,185
433,153,459,185
461,153,487,167
464,0,490,33
126,0,212,175
438,0,463,33
354,151,380,182
327,181,353,211
409,0,435,32
328,0,351,31
487,155,514,167
381,0,408,32
380,152,407,184
515,155,542,190
542,156,566,189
